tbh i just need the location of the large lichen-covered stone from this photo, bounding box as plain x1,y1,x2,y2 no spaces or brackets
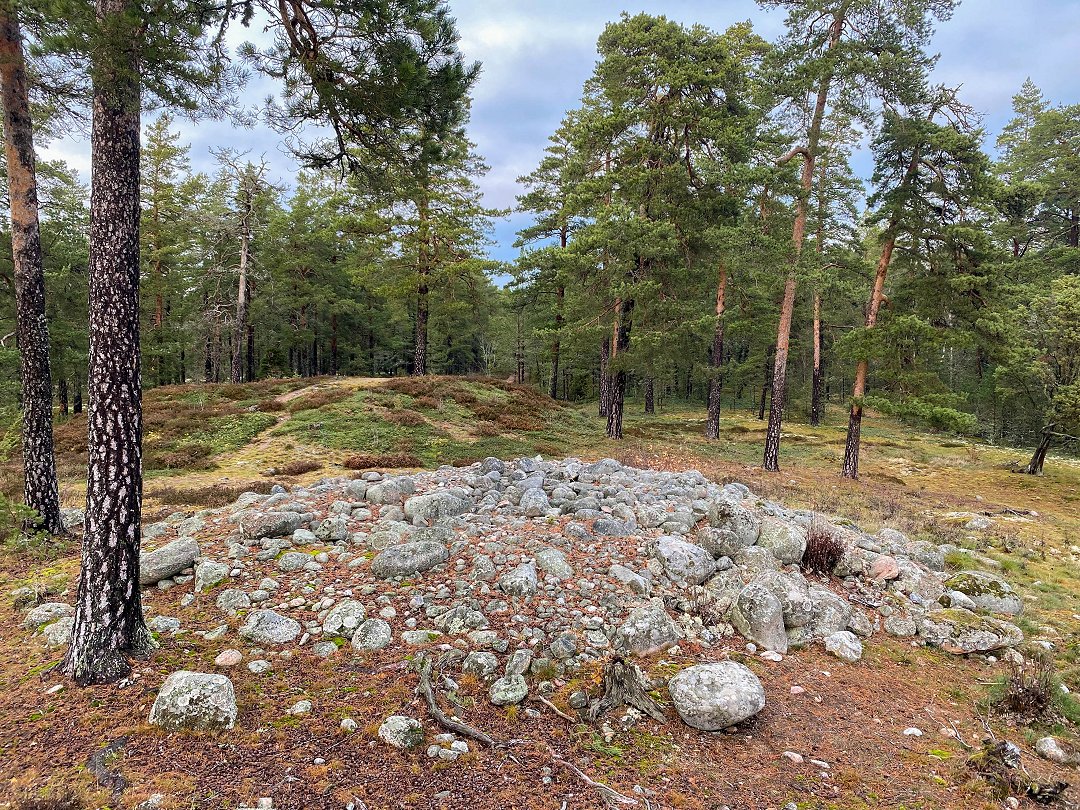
668,661,766,731
943,571,1023,616
614,598,682,654
149,671,237,731
140,537,200,585
916,608,1023,653
731,582,788,653
370,541,448,578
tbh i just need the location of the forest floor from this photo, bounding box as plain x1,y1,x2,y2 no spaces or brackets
2,375,1080,810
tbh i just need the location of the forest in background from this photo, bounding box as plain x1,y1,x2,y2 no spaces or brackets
1,1,1077,474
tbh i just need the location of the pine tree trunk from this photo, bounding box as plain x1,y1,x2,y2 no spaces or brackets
64,0,153,685
643,377,655,414
1,2,64,534
598,339,610,417
550,282,563,400
810,291,824,426
705,263,727,440
246,324,254,382
73,374,83,414
763,11,844,473
58,379,69,416
842,234,896,479
606,297,634,439
758,345,774,421
231,222,250,384
413,194,430,376
1021,425,1055,475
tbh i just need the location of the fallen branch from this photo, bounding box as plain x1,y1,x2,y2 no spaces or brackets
416,654,497,748
534,694,576,723
548,746,639,807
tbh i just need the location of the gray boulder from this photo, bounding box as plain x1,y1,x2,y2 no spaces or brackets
535,547,573,580
276,551,313,573
238,609,301,644
614,598,682,654
731,582,788,653
609,563,650,596
194,559,230,591
378,715,424,748
23,602,74,629
943,571,1023,616
489,674,528,706
519,488,551,517
706,498,761,554
239,511,304,542
653,536,715,585
322,599,367,638
824,630,863,662
916,608,1023,653
370,542,448,578
462,651,500,680
140,537,200,585
42,616,74,646
404,491,470,524
351,618,393,651
668,661,766,731
752,570,813,628
756,517,808,566
366,478,416,505
148,671,237,731
215,588,251,615
498,561,538,598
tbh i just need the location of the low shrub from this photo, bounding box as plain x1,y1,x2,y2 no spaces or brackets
342,453,421,470
995,652,1055,722
147,481,275,508
801,522,845,575
275,459,322,476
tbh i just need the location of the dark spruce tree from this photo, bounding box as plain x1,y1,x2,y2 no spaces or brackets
0,0,64,534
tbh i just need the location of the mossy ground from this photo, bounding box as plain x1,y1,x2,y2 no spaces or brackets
3,375,1080,809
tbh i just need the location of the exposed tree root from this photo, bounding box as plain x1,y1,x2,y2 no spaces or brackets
547,745,641,807
416,653,497,747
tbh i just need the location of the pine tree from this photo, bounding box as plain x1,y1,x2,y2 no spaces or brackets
0,0,64,534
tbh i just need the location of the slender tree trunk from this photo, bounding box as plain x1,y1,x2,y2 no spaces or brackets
231,220,250,383
550,283,563,400
643,376,655,414
810,292,824,426
0,2,64,534
758,344,774,421
1021,424,1055,475
705,262,728,439
763,11,843,472
58,379,69,416
65,0,154,684
606,297,634,439
73,376,83,414
413,194,430,376
179,348,186,384
246,324,254,382
330,313,338,375
841,233,896,479
598,338,610,417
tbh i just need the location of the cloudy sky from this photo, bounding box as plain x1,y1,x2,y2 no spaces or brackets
44,0,1080,263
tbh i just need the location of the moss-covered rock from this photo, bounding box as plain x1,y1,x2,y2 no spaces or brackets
944,570,1023,616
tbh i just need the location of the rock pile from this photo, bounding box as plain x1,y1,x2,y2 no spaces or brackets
25,456,1027,736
